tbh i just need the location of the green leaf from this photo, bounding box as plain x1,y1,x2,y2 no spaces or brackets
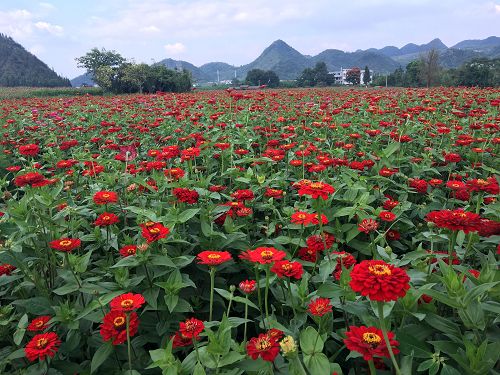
177,208,200,223
463,281,500,306
193,362,206,375
219,351,245,367
90,342,113,373
150,254,176,267
303,353,330,375
111,256,141,268
300,326,323,355
382,142,400,158
397,331,433,358
53,283,80,296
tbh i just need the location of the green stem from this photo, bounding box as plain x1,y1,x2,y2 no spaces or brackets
209,267,216,321
255,266,264,326
448,231,457,265
65,252,82,289
368,359,377,375
226,289,234,317
264,266,270,327
286,278,297,316
377,302,401,375
126,313,132,372
313,318,322,353
243,295,249,345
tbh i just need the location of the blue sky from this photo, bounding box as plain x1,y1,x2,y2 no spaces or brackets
1,0,498,78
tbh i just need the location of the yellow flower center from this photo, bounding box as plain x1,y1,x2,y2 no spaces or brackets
282,263,292,272
36,338,48,349
256,338,272,350
208,254,221,259
362,332,382,345
59,240,72,246
121,299,134,308
35,320,45,328
149,228,161,234
368,264,392,276
103,216,110,220
309,182,323,189
102,193,110,198
113,316,126,327
476,179,488,185
260,250,274,260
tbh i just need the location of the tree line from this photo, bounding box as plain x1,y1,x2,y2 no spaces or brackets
76,48,193,93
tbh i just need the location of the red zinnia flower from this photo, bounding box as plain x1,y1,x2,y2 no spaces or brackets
349,260,410,301
239,247,286,264
171,330,198,348
332,251,357,280
344,325,399,360
110,293,145,311
49,238,81,253
24,332,61,362
119,245,138,257
173,187,199,204
19,144,40,156
27,316,52,332
140,221,170,242
93,191,118,205
196,250,233,266
271,260,303,279
379,211,396,222
308,297,333,317
264,188,284,199
385,229,401,241
239,280,257,294
94,212,119,226
100,310,139,345
246,333,280,362
358,219,379,234
425,209,481,233
408,178,428,194
297,180,335,200
179,318,205,339
306,233,335,252
466,177,499,195
291,211,313,225
0,263,16,276
231,189,255,201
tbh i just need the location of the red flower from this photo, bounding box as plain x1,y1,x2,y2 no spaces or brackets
27,316,52,332
239,280,257,294
358,219,379,233
173,187,199,204
298,247,320,262
0,263,16,276
291,211,313,225
478,219,500,237
408,178,428,194
119,245,137,257
379,211,396,222
231,189,255,201
385,229,401,241
332,251,357,280
297,180,335,200
308,297,333,317
164,168,185,180
264,188,284,199
466,177,499,195
239,247,286,264
196,250,233,266
14,172,49,187
344,325,399,360
94,212,119,226
179,318,205,339
426,209,481,233
378,167,398,177
19,144,40,156
171,331,197,348
349,260,410,301
446,180,466,190
24,332,61,362
310,213,328,225
100,310,139,345
110,293,145,311
271,260,303,279
140,221,170,243
444,152,461,163
306,233,335,252
93,191,118,205
246,333,280,362
49,238,81,253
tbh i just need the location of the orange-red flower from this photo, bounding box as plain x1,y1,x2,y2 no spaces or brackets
344,325,399,360
100,310,139,345
246,333,280,362
24,332,61,362
379,211,396,222
94,212,119,226
426,209,481,233
18,144,40,156
119,245,137,257
179,318,205,339
93,191,118,205
49,238,81,253
110,293,145,312
196,250,233,266
27,316,51,332
349,260,410,301
296,180,335,200
307,297,333,317
271,260,303,279
239,247,286,264
140,221,170,242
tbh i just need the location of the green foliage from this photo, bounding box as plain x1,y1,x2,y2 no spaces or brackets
245,69,280,87
345,67,361,85
297,62,335,87
363,66,371,85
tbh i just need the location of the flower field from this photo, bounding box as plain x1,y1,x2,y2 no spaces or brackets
0,87,499,375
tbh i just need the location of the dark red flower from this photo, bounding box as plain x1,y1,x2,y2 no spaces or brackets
27,316,52,332
426,209,481,233
95,212,119,226
140,221,170,243
358,218,379,233
25,332,61,362
350,260,410,301
344,325,399,360
332,251,357,280
239,280,257,294
110,293,145,311
231,189,255,201
119,245,138,257
307,297,333,317
271,260,303,279
173,187,199,204
246,333,280,362
179,318,205,339
379,211,396,222
0,263,16,276
19,144,40,156
93,191,118,205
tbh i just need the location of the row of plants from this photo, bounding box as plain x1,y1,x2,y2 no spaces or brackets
0,87,499,374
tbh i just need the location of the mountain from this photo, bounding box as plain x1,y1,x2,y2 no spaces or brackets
199,62,237,82
70,72,95,87
452,36,500,53
240,40,310,80
0,33,70,87
156,58,208,82
312,49,399,73
438,48,486,69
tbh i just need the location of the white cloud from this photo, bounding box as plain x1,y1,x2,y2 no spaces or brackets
35,21,64,36
0,9,34,39
140,25,160,33
164,42,186,55
495,3,500,13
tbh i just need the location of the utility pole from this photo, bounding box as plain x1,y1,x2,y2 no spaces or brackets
217,70,220,84
385,75,388,88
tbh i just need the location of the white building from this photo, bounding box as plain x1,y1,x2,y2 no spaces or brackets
329,67,374,85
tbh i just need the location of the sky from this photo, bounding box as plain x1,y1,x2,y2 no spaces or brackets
0,0,498,79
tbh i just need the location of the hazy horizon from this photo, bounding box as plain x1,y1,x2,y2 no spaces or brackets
1,0,498,79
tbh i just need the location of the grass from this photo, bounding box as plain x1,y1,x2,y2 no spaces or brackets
0,86,104,100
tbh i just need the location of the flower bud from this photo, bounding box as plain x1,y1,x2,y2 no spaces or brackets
239,279,256,294
280,336,297,356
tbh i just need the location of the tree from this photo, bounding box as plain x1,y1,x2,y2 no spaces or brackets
76,48,126,76
419,49,440,87
455,58,500,87
405,60,424,87
345,67,361,85
245,69,279,87
363,66,371,85
121,63,150,93
297,62,334,87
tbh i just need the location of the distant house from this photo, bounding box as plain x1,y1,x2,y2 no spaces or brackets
329,67,374,85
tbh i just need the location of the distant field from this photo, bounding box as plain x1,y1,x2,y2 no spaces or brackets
0,86,103,99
